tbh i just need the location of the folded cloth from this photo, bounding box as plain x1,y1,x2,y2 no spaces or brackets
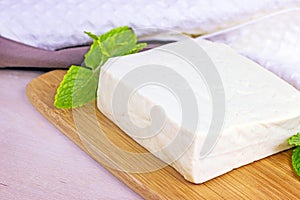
1,0,299,50
206,8,300,90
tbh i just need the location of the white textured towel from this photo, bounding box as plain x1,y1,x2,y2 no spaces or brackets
1,0,299,50
206,8,300,90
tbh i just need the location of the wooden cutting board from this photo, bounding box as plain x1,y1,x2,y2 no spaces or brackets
26,70,300,199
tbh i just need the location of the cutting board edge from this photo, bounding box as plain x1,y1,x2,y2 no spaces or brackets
25,70,165,200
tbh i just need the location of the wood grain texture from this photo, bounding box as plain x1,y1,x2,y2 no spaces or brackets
26,70,300,199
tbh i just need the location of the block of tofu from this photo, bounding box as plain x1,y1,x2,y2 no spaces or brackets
97,39,300,183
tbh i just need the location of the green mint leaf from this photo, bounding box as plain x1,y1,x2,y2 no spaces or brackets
292,147,300,176
99,26,132,42
288,133,300,146
100,26,137,57
54,65,99,108
84,40,107,70
127,43,147,54
84,26,145,69
84,31,99,40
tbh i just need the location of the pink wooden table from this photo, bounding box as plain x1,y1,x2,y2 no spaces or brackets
0,69,142,200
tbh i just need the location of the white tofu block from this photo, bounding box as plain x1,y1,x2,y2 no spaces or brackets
97,39,300,183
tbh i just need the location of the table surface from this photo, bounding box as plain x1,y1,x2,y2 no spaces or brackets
0,69,142,200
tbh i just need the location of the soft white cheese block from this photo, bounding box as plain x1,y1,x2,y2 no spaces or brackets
97,39,300,183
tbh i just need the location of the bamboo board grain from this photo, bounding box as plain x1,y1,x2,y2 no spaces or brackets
26,70,300,199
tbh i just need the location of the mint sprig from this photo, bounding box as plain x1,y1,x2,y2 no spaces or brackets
288,133,300,146
292,147,300,176
54,66,99,108
288,133,300,176
54,26,147,108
